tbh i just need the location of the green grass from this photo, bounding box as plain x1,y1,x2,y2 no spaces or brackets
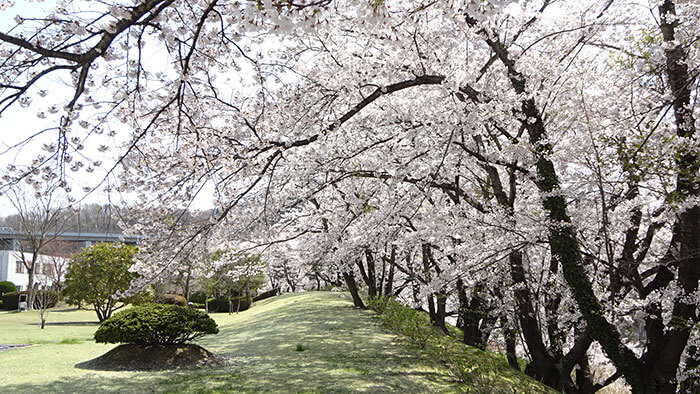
0,292,552,393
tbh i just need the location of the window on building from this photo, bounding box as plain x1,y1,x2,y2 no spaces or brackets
43,263,54,276
15,261,24,273
35,263,41,274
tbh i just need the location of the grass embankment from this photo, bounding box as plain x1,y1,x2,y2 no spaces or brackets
0,292,552,393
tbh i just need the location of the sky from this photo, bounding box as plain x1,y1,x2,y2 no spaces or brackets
0,0,217,217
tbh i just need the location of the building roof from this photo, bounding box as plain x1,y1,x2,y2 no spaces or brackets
0,228,141,244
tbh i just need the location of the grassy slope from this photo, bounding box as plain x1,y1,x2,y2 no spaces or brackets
0,292,552,393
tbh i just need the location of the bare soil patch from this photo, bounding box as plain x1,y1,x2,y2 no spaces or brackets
76,344,223,371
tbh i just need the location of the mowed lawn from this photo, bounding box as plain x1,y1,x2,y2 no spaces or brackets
0,292,537,393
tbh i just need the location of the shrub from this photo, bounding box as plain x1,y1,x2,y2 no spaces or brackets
252,288,279,302
0,290,57,310
155,293,187,306
94,304,219,345
0,292,17,310
207,296,252,313
0,281,17,295
367,297,433,347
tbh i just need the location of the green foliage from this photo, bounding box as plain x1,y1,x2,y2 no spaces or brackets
94,304,219,345
0,291,20,310
189,291,208,304
368,297,552,393
367,297,433,347
0,281,17,295
155,293,188,306
62,242,144,321
0,290,58,310
295,343,309,352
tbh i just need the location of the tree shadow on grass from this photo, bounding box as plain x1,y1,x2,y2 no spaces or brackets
25,321,99,326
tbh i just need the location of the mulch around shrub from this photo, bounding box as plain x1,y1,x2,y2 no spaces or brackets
76,344,224,371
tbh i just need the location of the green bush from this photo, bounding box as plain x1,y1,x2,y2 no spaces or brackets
94,304,219,345
367,297,433,347
207,296,252,313
253,288,279,302
189,291,208,304
0,292,20,310
0,281,17,295
191,302,206,309
155,293,187,306
0,290,58,310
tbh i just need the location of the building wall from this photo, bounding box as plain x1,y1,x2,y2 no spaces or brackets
0,251,65,291
0,251,8,285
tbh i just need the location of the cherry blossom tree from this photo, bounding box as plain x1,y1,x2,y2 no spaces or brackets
1,0,699,392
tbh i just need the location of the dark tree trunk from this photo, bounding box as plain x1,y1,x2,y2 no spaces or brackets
343,272,366,309
457,278,488,349
384,247,396,296
434,291,448,334
504,323,520,371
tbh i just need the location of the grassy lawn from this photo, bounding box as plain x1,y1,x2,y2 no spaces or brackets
0,292,550,393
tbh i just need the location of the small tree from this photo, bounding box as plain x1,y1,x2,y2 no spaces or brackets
34,278,55,329
63,242,143,322
3,185,72,309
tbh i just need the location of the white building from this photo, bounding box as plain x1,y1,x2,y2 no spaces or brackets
0,250,62,291
0,229,140,291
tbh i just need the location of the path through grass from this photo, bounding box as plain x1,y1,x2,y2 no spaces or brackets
0,292,547,393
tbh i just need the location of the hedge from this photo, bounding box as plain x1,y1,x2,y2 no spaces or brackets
0,290,58,310
207,296,251,313
252,288,279,302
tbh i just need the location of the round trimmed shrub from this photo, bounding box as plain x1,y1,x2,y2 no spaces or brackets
94,304,219,345
155,293,187,306
0,281,17,295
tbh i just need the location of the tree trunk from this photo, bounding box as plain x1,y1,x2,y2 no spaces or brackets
27,266,35,311
343,271,366,309
434,291,448,334
184,268,192,302
504,324,520,370
384,247,395,296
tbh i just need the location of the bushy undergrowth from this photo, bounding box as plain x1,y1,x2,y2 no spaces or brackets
94,304,219,345
368,297,552,393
